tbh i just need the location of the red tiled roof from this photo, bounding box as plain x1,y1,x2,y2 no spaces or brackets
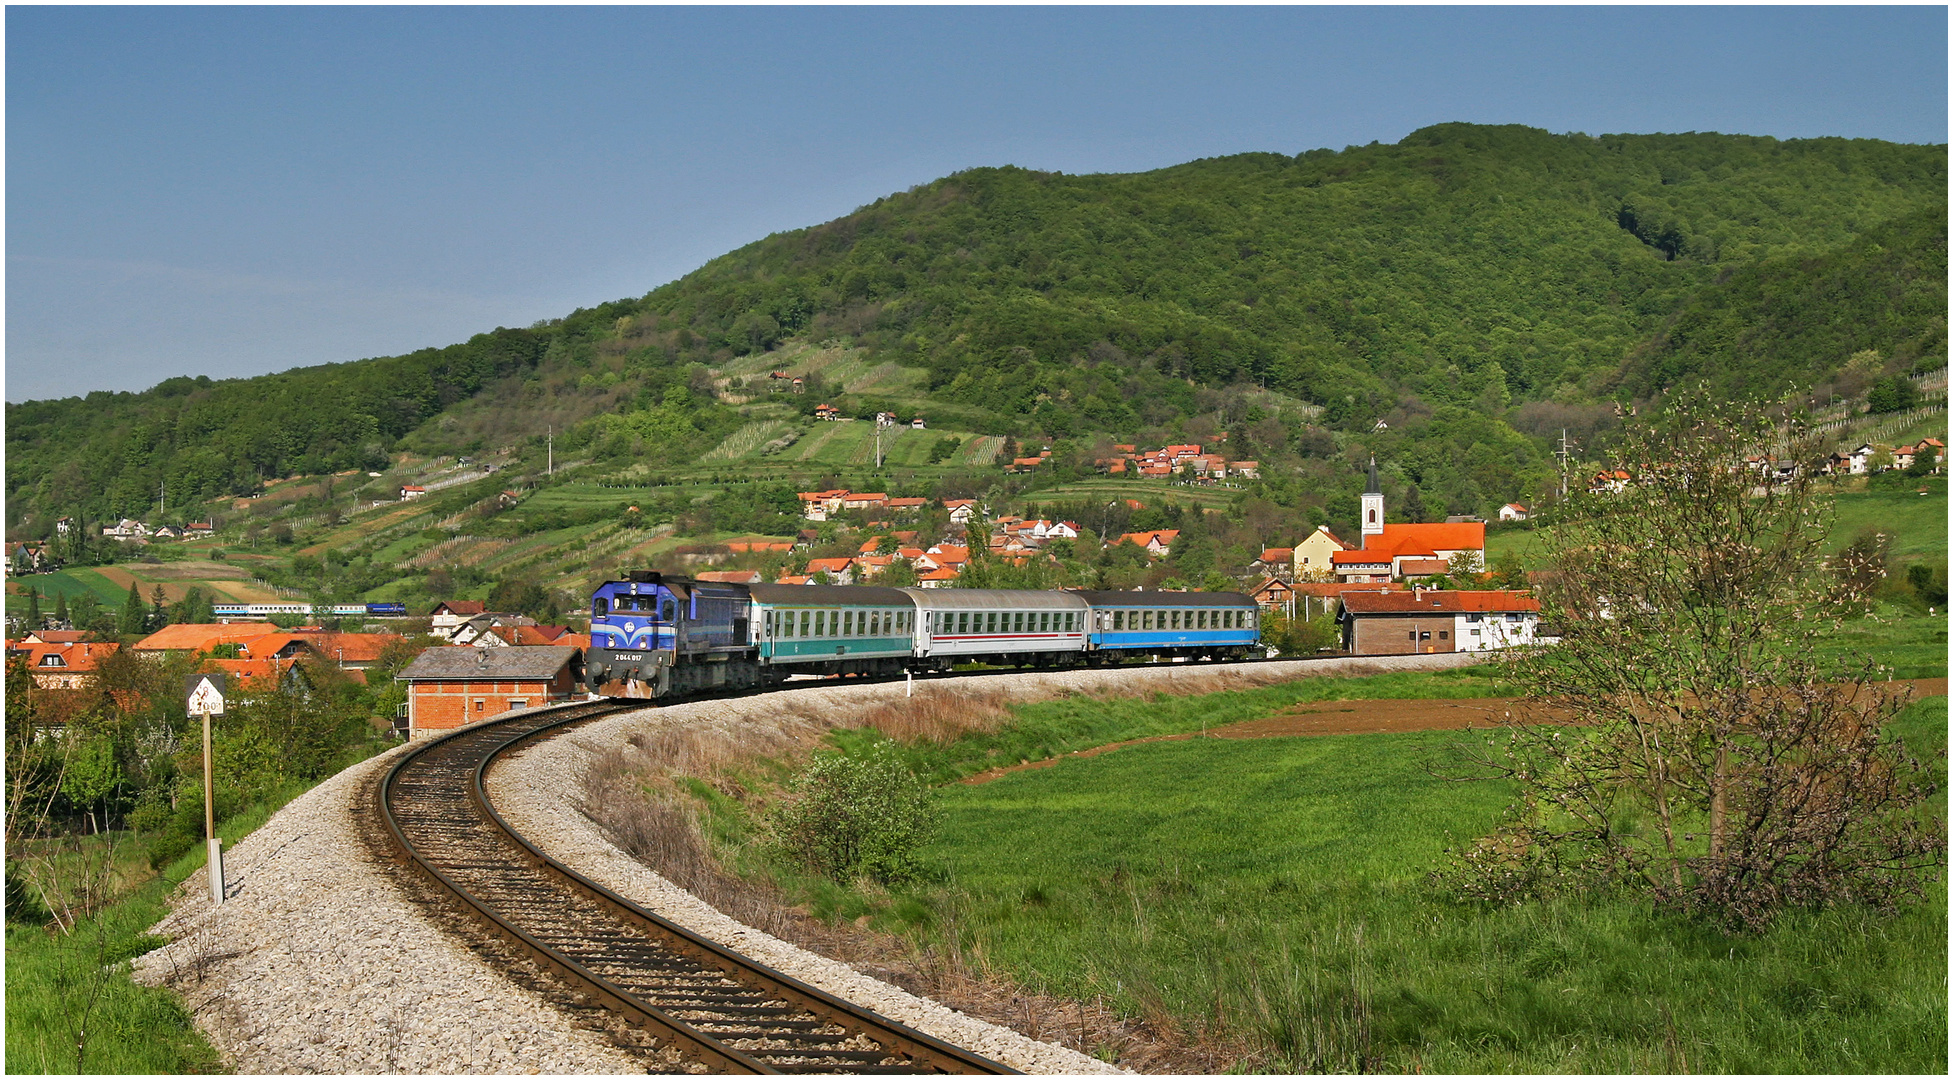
204,657,295,690
696,570,764,584
9,641,120,672
1340,590,1540,615
135,623,279,652
1259,548,1293,564
432,600,487,617
1399,559,1450,576
804,557,854,574
1331,549,1393,565
1369,522,1485,555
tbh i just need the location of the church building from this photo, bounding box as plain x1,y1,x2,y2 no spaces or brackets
1330,458,1486,583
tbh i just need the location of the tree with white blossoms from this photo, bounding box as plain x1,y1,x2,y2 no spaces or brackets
1449,391,1943,932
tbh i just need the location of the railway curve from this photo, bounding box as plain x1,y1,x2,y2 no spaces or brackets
377,698,1016,1075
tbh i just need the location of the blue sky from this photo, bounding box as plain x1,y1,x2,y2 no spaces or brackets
7,6,1945,403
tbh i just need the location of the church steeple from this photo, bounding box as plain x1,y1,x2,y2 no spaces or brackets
1361,456,1385,547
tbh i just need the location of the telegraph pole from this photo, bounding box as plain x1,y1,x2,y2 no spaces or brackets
547,426,554,476
1556,429,1576,501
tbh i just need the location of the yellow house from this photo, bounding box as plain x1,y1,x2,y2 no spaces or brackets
1292,525,1349,582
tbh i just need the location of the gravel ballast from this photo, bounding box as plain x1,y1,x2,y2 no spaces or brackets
130,740,648,1074
133,652,1474,1073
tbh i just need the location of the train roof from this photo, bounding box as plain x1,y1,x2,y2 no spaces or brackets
1067,589,1258,607
898,588,1091,610
747,584,916,606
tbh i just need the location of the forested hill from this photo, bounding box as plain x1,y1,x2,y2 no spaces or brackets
7,123,1945,526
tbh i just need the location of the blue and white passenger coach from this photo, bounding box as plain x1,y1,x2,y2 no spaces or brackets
1073,589,1260,662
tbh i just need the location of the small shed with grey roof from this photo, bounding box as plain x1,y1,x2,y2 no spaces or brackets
395,645,583,738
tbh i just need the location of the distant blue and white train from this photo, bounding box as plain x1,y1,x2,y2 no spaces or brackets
211,601,408,618
585,571,1261,699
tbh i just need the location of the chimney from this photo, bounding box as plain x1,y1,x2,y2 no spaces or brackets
1413,586,1422,601
476,646,489,671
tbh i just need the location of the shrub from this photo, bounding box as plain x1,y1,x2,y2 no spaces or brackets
767,741,936,885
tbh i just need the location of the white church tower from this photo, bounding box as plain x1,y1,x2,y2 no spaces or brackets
1361,456,1385,549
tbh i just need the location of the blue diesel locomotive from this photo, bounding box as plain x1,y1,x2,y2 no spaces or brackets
584,571,1261,700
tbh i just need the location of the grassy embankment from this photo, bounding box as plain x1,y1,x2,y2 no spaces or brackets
6,779,324,1074
668,661,1944,1072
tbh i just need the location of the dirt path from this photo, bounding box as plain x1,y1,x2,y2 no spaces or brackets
960,678,1948,787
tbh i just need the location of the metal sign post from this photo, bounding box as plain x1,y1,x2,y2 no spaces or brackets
185,674,227,903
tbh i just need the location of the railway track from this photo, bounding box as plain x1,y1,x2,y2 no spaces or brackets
377,699,1015,1075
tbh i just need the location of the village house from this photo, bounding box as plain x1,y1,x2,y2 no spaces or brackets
911,416,927,429
1588,469,1632,493
884,496,928,514
842,492,888,512
1253,548,1295,580
102,519,152,540
8,640,121,690
814,403,841,421
1114,530,1180,558
1249,576,1297,612
797,489,851,521
429,600,488,634
394,645,583,738
943,499,978,524
1338,588,1542,655
400,485,426,500
803,557,856,585
1499,503,1530,522
1229,461,1260,480
184,522,215,536
451,614,537,646
696,569,765,585
1292,525,1348,582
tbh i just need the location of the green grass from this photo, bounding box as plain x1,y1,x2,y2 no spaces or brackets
1813,603,1948,679
5,777,321,1075
863,667,1509,786
898,695,1948,1072
1828,477,1947,562
10,567,129,610
1489,483,1948,571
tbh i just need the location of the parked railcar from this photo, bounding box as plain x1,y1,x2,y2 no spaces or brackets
901,587,1089,670
1073,589,1260,662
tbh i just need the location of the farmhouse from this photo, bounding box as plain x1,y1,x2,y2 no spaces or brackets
1292,525,1349,581
1339,589,1542,655
394,645,582,738
7,641,121,690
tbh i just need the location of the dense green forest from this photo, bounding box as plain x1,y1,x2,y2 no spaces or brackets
7,123,1945,528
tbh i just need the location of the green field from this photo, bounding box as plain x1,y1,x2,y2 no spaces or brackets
902,694,1948,1072
1488,481,1949,570
7,568,129,612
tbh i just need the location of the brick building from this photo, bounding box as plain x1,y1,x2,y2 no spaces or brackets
1338,589,1542,655
394,646,582,738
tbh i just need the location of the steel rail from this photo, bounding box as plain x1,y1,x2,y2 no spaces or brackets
378,700,1015,1075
